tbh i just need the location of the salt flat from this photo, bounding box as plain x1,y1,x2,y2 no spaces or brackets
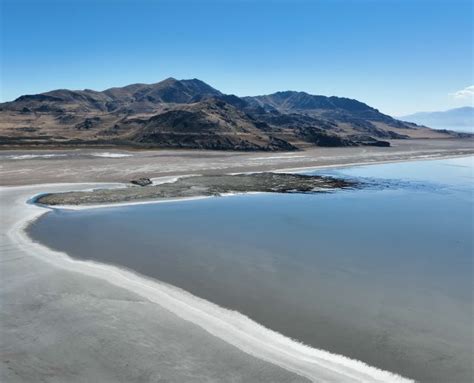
1,139,473,186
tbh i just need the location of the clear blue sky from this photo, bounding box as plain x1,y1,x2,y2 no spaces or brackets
1,0,472,115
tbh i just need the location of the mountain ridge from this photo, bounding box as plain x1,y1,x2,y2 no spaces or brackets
400,107,474,128
0,78,466,150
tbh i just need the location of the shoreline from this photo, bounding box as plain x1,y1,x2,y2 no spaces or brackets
31,151,473,210
1,138,473,187
1,183,413,382
272,151,474,174
34,173,356,207
2,151,471,382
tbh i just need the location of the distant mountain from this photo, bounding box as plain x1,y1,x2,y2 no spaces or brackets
0,78,464,150
400,107,474,129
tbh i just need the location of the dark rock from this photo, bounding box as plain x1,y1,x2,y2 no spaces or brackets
16,127,39,132
131,177,152,186
362,140,390,147
385,130,409,139
75,117,101,130
296,126,355,147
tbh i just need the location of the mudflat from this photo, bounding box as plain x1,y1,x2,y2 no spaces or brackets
1,138,473,187
36,173,356,206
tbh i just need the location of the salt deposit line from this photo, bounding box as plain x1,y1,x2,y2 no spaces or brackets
3,184,415,383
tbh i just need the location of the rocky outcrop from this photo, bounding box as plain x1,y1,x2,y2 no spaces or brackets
130,178,152,187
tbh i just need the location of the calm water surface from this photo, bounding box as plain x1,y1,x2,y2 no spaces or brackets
29,157,474,382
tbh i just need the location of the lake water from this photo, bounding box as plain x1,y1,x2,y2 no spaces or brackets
28,157,474,382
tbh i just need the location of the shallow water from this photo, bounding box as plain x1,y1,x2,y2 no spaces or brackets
28,157,474,382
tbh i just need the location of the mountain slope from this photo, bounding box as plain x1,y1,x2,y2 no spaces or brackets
245,91,412,136
0,78,463,150
128,99,296,151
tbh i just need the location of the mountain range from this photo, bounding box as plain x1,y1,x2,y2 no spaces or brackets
400,107,473,130
0,78,464,151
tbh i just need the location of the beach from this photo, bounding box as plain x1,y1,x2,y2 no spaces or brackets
1,139,473,383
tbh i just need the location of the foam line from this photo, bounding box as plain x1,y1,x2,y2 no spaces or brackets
2,184,415,382
3,153,69,160
89,152,133,158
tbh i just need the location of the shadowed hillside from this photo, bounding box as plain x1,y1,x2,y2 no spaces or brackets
0,78,465,150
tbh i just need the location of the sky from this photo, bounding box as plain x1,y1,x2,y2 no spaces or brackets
1,0,472,116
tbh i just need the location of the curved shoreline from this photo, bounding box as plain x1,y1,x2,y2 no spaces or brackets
32,151,472,209
1,182,414,383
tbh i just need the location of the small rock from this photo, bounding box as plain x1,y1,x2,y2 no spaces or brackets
130,177,152,187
